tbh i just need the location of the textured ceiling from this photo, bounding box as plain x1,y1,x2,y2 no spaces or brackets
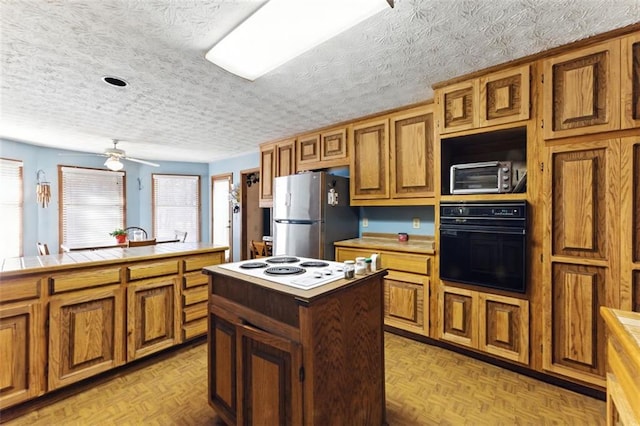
1,0,639,163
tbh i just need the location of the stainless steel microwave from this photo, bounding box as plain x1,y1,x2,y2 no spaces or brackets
450,161,525,194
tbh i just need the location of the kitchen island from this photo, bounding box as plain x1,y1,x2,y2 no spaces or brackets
204,258,387,425
0,242,227,410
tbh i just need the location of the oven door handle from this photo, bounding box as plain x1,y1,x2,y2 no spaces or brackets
440,225,525,235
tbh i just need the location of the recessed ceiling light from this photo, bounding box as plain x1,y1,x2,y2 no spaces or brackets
102,76,128,87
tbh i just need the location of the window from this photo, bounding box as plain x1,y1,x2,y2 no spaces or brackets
60,166,125,245
152,174,200,242
0,158,23,258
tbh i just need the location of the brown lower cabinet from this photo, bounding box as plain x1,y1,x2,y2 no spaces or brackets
205,266,387,425
0,244,226,410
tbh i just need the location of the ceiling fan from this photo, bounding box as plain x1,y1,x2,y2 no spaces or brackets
62,139,160,171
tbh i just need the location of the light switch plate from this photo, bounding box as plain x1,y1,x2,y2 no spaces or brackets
412,217,420,228
362,218,368,227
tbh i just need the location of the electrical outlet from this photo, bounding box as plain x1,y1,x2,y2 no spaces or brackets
362,218,368,228
412,217,420,229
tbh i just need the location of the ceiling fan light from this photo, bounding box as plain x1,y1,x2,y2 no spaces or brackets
105,156,124,171
205,0,392,81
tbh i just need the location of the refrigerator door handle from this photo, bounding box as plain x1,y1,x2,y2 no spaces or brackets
274,219,316,225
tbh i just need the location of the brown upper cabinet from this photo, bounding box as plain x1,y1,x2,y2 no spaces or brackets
542,40,621,139
259,138,296,207
350,104,436,206
542,33,640,139
437,65,531,134
622,33,640,129
296,127,348,171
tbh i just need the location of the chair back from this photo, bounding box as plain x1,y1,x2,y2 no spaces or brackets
37,242,49,255
250,240,267,258
174,230,188,242
128,238,157,248
125,226,148,241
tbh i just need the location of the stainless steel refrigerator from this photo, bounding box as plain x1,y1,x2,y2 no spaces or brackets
272,171,359,260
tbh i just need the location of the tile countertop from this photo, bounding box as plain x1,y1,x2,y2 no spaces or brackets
334,232,435,255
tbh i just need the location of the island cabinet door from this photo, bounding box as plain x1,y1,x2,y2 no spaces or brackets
0,302,44,409
235,323,303,426
48,286,125,391
127,277,179,361
209,312,238,425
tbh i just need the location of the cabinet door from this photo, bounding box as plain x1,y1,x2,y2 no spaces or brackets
296,133,320,169
384,271,428,335
622,33,640,129
259,143,275,207
438,285,477,348
543,40,621,139
276,139,296,177
543,140,620,386
209,312,238,425
49,286,124,390
350,118,389,201
236,323,303,426
437,80,479,134
479,65,530,127
0,303,44,409
478,293,529,364
127,277,179,361
621,137,640,311
390,105,435,199
320,127,348,164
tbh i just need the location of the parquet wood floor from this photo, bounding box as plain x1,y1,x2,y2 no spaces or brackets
2,333,605,425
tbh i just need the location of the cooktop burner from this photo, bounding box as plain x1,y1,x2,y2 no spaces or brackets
266,256,300,264
264,266,305,276
239,262,268,269
299,261,329,268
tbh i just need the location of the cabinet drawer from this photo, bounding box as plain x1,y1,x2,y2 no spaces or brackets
49,268,121,294
184,253,225,272
1,276,41,302
127,260,178,281
380,252,431,275
183,286,208,306
183,271,208,289
183,301,207,323
182,317,207,340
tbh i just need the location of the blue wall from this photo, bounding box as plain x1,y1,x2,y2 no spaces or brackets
0,138,210,256
209,152,260,262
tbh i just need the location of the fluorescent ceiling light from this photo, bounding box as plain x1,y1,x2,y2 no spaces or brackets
206,0,393,81
105,157,124,171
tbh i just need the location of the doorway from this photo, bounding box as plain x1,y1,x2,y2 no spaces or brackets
211,173,232,262
240,169,268,260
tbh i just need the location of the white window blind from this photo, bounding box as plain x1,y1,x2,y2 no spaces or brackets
60,167,125,245
153,174,200,242
0,158,23,258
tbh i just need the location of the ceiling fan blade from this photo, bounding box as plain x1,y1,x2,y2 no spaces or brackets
59,152,108,157
124,157,160,167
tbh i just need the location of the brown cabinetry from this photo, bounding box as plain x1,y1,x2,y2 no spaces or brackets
622,33,640,129
438,285,529,364
48,285,125,390
259,139,296,207
542,139,620,386
621,137,640,312
350,105,436,205
205,267,386,425
437,65,530,134
296,127,348,170
335,243,433,336
0,285,44,409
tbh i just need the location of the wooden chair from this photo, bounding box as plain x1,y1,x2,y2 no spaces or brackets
128,238,156,247
250,240,267,258
174,230,188,242
37,242,49,255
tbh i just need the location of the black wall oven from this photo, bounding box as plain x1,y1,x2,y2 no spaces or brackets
439,201,527,293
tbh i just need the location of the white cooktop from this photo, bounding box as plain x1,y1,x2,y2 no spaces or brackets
218,256,345,290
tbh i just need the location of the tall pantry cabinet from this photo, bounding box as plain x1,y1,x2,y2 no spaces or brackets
541,31,640,387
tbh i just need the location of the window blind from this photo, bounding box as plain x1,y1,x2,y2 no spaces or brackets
152,174,200,242
0,158,23,258
60,167,125,245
